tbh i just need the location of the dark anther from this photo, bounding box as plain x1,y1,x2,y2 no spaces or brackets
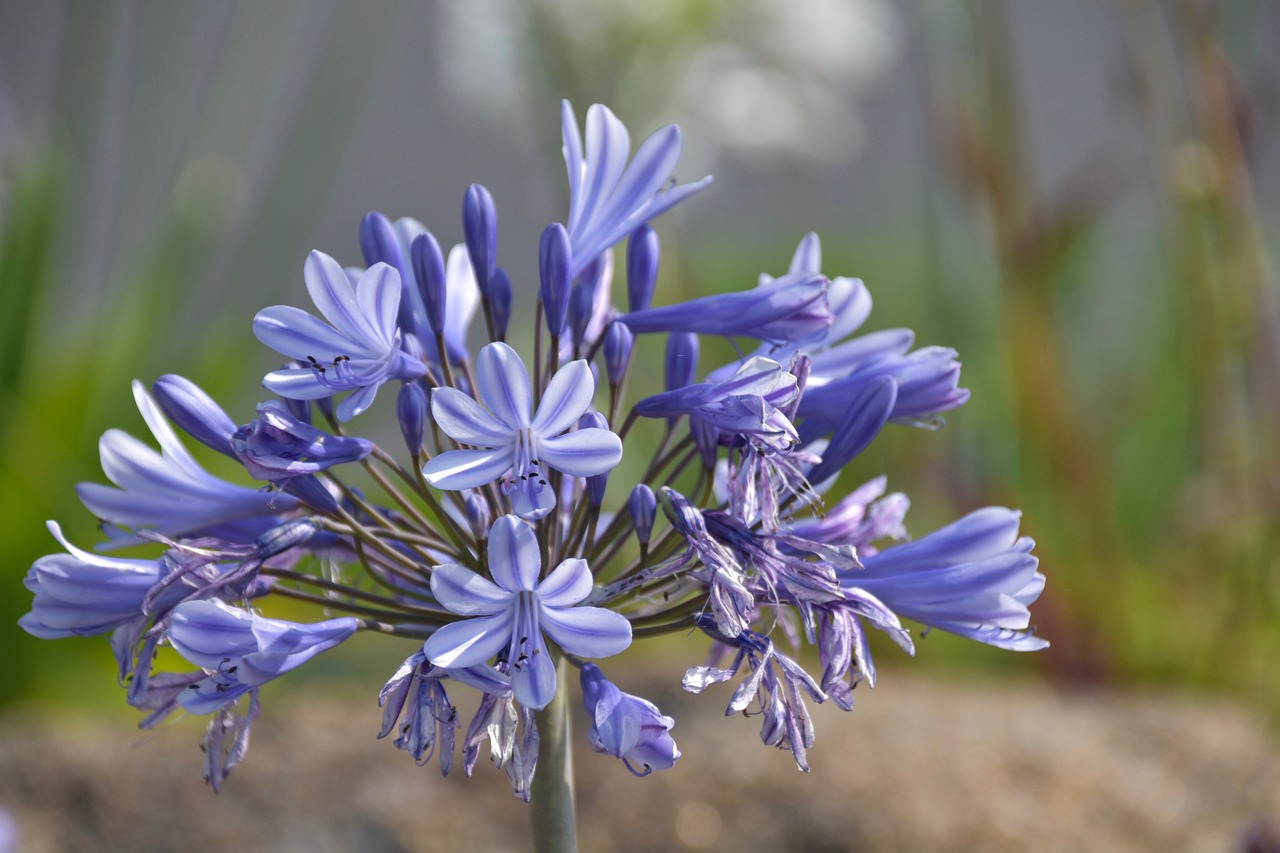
333,355,350,364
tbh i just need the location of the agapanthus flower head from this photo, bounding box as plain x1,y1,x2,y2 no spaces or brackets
22,99,1046,801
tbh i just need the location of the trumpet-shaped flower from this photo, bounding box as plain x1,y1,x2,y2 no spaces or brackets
76,381,296,547
168,598,358,715
422,342,622,519
841,507,1048,651
253,251,427,421
19,521,174,639
423,515,632,710
562,101,712,278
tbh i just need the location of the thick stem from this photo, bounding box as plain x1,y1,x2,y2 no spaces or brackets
531,657,577,853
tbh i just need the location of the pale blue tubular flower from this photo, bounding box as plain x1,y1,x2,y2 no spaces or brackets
841,508,1048,651
19,521,174,639
580,663,679,776
168,598,358,715
620,272,833,345
423,515,632,710
561,101,712,278
253,250,427,421
422,341,622,520
76,381,298,547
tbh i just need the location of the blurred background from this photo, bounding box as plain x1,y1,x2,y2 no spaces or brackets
1,1,1279,850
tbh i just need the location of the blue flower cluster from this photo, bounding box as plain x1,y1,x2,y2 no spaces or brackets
21,102,1045,795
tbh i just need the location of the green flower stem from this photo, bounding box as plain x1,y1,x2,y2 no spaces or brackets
531,656,577,853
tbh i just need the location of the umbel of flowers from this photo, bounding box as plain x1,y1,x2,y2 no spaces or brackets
21,103,1046,805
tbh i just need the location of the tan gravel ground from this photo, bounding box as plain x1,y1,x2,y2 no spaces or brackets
2,669,1278,852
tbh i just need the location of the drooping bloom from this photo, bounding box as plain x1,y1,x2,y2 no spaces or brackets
840,507,1048,651
580,664,680,776
168,598,358,714
76,380,296,546
423,515,632,709
253,251,427,420
421,341,622,519
620,272,833,345
561,101,712,278
19,521,172,639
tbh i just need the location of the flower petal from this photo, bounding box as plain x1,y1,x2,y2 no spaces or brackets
540,604,632,658
531,360,596,437
537,429,622,477
431,387,511,447
536,558,593,608
355,262,402,349
305,250,380,343
253,304,370,362
423,611,513,669
421,448,510,490
488,515,542,592
475,342,532,429
430,564,512,615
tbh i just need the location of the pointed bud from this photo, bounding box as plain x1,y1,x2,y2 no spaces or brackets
411,231,447,336
397,383,428,458
465,495,491,541
664,332,698,391
569,278,597,351
628,484,656,547
489,267,513,340
152,375,238,458
360,212,405,272
626,226,659,312
540,223,572,338
603,322,634,386
580,412,610,505
462,184,497,295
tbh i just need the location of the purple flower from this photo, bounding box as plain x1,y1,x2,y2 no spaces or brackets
253,250,427,421
168,598,358,715
421,342,622,519
151,374,238,458
786,475,909,555
637,356,800,452
230,400,373,511
580,663,680,776
842,508,1048,651
76,381,297,547
561,101,712,278
19,521,172,639
621,272,832,345
423,515,632,710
